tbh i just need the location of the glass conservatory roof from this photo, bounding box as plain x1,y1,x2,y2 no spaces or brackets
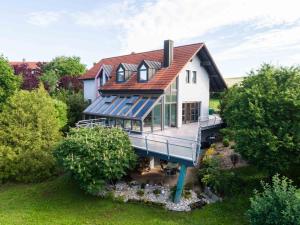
83,95,160,120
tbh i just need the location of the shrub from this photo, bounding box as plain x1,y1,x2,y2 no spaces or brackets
55,127,137,195
136,189,145,197
247,174,300,225
0,85,63,182
183,189,192,199
54,90,88,129
222,138,230,147
198,157,244,196
230,153,239,167
153,189,161,196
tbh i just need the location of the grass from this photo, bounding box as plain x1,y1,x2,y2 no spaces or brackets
209,99,220,112
0,175,250,225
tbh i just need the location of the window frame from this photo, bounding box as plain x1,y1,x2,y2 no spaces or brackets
192,71,197,84
185,70,190,84
116,66,125,83
138,63,148,82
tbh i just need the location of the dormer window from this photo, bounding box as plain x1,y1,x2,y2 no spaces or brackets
137,60,161,83
117,66,125,82
139,64,148,82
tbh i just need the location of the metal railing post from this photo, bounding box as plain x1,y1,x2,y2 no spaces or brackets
166,140,170,159
145,136,148,155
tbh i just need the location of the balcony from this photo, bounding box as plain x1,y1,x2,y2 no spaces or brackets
76,115,223,167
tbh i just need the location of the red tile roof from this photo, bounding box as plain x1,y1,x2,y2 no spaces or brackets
10,62,42,70
79,43,204,92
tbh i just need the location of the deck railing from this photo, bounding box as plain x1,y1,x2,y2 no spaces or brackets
75,115,222,165
76,118,198,164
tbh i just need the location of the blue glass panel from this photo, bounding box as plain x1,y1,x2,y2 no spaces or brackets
136,98,157,119
119,96,140,116
90,97,107,114
97,96,116,115
127,97,147,117
127,95,139,104
83,97,100,113
102,97,123,114
111,97,129,115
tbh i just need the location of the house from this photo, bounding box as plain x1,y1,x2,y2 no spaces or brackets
10,60,43,75
78,40,227,202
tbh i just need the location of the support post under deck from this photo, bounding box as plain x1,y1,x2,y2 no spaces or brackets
174,164,187,203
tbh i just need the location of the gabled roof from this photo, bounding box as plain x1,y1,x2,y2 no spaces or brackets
120,63,138,71
79,43,227,92
143,60,161,69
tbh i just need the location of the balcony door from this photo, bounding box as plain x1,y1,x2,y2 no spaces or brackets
182,102,201,124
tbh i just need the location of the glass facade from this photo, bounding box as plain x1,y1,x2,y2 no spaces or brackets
165,79,178,127
83,94,160,133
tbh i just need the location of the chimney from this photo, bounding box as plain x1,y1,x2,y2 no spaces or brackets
163,40,174,67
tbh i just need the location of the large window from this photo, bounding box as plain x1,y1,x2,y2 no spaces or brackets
165,79,177,127
117,67,125,82
192,71,197,83
182,102,201,124
186,70,190,83
139,64,148,82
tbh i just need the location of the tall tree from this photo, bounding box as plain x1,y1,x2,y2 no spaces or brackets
0,55,21,109
42,56,86,77
40,56,86,94
0,85,66,182
221,64,300,174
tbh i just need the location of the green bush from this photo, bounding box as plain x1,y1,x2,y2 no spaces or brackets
198,157,244,196
54,90,88,130
222,138,230,147
153,189,161,196
0,85,63,182
137,189,145,197
55,127,137,195
183,190,192,199
247,174,300,225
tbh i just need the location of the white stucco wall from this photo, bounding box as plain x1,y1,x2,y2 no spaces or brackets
83,79,96,102
177,55,210,127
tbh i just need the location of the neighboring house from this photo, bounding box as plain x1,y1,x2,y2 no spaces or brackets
10,60,42,75
10,60,45,90
224,76,245,87
79,40,227,202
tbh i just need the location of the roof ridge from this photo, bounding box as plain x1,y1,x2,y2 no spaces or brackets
100,42,204,61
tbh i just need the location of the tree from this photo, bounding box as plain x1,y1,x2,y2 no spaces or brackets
247,174,300,225
221,64,300,174
40,56,85,94
12,62,45,90
54,90,88,129
0,55,21,109
55,127,137,194
42,56,86,78
0,85,65,182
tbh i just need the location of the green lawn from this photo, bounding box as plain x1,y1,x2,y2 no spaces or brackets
0,175,250,225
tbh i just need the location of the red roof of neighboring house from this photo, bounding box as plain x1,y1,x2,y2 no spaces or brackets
79,43,204,92
10,61,42,70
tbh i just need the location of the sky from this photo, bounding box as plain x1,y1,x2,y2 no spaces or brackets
1,0,300,77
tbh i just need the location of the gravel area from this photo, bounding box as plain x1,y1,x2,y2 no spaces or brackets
97,182,207,211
